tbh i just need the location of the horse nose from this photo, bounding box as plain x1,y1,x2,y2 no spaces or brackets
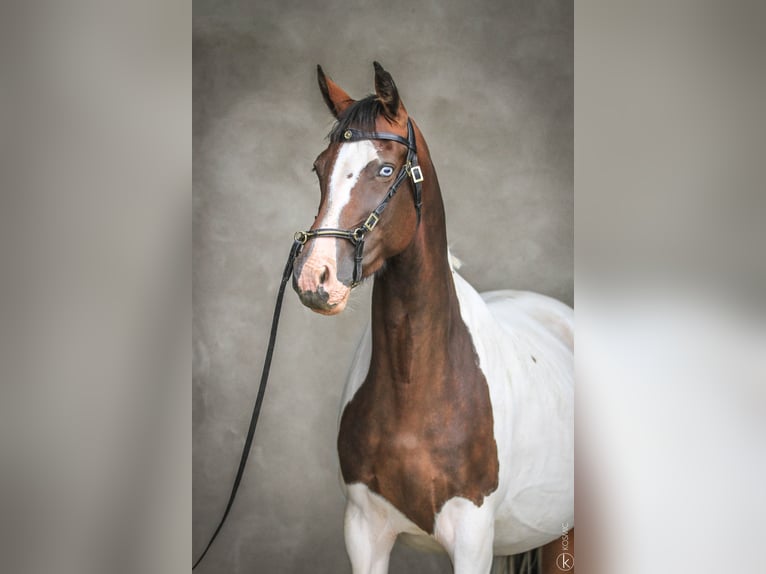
292,253,350,315
319,266,329,285
294,260,332,294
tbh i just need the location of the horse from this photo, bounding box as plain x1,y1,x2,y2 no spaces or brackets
291,62,574,574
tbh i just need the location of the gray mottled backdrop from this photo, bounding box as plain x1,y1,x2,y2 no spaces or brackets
193,1,572,572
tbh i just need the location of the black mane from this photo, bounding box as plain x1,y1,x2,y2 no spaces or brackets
328,95,391,142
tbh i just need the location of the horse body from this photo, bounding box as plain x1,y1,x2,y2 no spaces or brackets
339,272,573,564
292,62,573,573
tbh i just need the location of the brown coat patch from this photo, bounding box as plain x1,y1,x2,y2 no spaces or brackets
337,302,499,533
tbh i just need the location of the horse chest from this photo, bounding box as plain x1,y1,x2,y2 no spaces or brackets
337,368,500,534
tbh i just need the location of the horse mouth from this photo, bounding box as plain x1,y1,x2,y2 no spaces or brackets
311,300,347,316
295,285,349,315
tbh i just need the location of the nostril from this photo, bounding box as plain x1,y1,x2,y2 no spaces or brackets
319,266,329,285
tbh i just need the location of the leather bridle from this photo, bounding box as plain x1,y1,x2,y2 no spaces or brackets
293,117,424,287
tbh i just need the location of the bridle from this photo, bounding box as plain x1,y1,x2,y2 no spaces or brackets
293,117,424,287
192,117,425,569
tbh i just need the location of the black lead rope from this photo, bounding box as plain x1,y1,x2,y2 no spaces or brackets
194,120,424,570
192,239,302,570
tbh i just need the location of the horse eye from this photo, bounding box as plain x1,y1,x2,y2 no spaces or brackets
378,165,394,177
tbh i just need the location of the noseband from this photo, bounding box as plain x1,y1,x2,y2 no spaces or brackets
293,118,424,287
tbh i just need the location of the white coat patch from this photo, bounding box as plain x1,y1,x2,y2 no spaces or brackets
321,140,379,228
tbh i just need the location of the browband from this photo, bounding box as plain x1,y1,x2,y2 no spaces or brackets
338,128,412,150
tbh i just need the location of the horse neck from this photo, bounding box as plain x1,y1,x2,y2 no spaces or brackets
369,128,462,386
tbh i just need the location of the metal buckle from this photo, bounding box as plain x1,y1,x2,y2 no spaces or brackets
351,227,366,242
409,165,424,184
294,231,309,244
364,212,380,231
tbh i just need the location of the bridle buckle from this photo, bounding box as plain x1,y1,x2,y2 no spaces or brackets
351,227,366,242
363,212,380,232
408,164,424,184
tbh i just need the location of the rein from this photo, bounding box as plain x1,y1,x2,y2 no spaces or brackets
193,119,424,569
192,239,302,570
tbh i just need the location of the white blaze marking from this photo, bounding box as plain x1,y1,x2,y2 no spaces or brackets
321,140,379,228
299,140,380,297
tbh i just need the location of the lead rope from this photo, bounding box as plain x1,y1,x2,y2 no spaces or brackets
192,239,303,570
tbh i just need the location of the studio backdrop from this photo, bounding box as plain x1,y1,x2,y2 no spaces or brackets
193,1,572,572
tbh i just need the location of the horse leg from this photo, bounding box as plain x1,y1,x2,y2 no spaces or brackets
540,527,575,574
343,497,397,574
435,498,495,574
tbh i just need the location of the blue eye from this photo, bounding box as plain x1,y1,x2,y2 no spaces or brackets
378,165,394,177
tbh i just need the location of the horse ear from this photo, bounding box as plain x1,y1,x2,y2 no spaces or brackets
317,65,354,118
373,61,402,120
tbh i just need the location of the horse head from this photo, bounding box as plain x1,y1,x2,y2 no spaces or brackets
292,62,423,315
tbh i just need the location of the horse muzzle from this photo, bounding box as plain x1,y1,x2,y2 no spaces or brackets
292,257,350,315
